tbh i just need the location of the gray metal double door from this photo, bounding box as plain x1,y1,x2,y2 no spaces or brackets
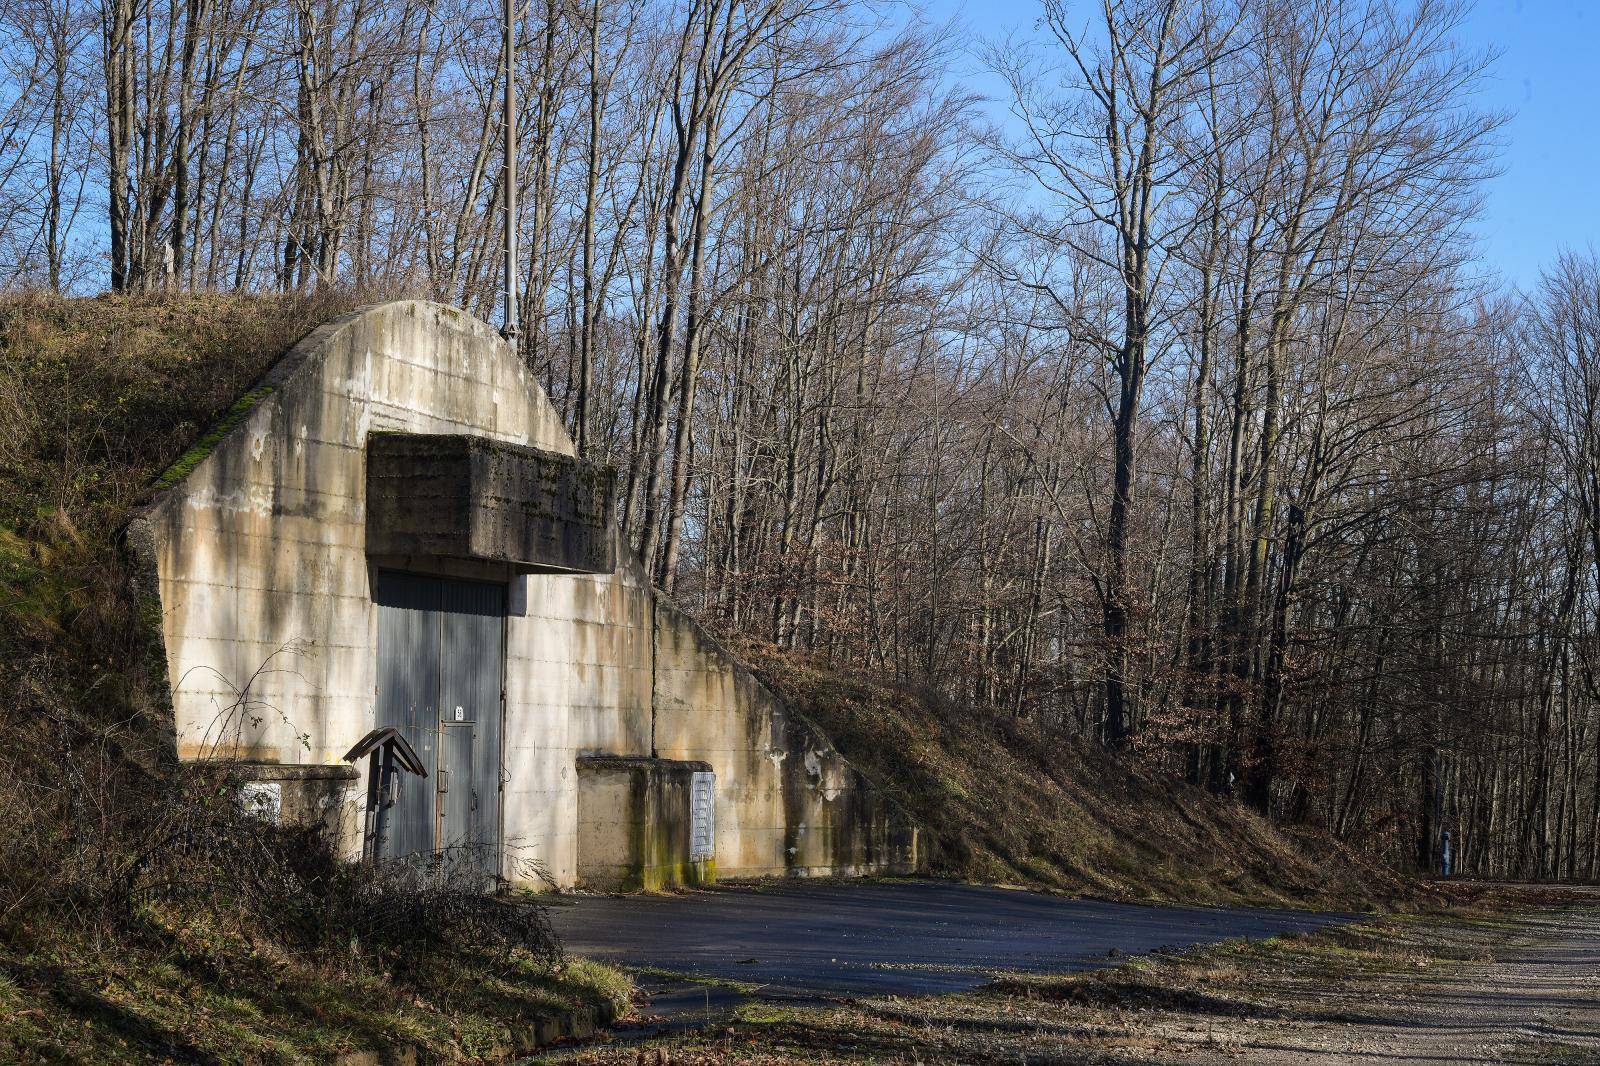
374,571,505,866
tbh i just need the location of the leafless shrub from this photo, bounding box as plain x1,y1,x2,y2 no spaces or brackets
111,796,561,979
0,715,560,978
326,846,562,979
0,606,558,980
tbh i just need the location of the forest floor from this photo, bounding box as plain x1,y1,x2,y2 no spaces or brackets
532,885,1600,1064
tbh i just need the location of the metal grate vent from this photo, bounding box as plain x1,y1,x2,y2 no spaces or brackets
690,771,716,861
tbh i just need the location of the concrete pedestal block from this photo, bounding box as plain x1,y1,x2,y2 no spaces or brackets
232,761,360,847
575,755,716,892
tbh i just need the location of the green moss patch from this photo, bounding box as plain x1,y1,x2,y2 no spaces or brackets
155,384,276,488
633,859,717,893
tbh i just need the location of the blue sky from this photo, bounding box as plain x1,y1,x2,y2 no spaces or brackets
1460,0,1597,287
922,0,1598,290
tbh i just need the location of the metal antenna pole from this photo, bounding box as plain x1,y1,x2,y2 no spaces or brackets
501,0,519,350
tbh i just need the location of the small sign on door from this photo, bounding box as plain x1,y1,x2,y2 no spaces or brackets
453,706,465,722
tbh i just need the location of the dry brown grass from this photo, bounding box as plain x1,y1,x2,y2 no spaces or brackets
0,291,634,1062
0,288,388,931
0,289,389,920
739,643,1412,909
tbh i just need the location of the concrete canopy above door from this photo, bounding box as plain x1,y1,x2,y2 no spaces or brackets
366,432,617,575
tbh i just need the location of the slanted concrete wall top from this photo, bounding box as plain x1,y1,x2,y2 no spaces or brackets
128,300,917,885
652,588,918,877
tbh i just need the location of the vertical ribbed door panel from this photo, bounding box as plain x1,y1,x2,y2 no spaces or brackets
376,571,504,872
374,571,441,859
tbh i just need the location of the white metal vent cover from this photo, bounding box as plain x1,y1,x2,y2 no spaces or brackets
690,771,716,861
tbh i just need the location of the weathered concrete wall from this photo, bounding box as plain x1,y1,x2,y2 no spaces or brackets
575,756,714,891
128,300,917,887
366,432,616,574
504,563,655,881
652,593,919,878
127,301,572,769
127,301,582,869
233,761,360,842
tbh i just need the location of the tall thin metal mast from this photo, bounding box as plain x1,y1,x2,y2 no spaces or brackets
501,0,519,349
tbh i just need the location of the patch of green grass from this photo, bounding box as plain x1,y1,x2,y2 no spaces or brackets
0,921,633,1063
627,965,763,996
734,1002,808,1025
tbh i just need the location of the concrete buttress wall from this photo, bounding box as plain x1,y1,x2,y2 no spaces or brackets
127,300,917,886
651,592,918,877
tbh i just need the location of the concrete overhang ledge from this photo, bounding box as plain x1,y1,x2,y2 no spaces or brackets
365,431,618,575
576,754,714,774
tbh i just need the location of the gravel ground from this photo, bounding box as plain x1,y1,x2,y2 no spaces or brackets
1166,906,1600,1064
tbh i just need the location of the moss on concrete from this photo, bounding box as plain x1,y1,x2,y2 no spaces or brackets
621,784,717,892
580,756,717,892
632,859,717,893
154,383,276,489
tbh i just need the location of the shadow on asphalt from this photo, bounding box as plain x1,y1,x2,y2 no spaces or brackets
544,878,1353,1022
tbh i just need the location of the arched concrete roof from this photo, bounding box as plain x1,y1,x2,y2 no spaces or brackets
127,300,575,762
142,300,574,523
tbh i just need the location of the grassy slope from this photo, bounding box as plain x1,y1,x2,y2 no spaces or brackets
1,291,372,649
742,644,1410,909
0,293,630,1062
0,922,630,1064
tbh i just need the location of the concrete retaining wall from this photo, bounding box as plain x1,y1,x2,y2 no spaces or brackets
127,300,918,887
652,594,920,877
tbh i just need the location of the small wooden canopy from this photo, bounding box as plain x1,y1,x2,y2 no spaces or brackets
343,726,429,778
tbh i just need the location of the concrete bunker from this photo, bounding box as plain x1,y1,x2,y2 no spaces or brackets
125,300,918,889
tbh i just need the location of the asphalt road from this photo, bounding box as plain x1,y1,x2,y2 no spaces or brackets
545,879,1350,998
